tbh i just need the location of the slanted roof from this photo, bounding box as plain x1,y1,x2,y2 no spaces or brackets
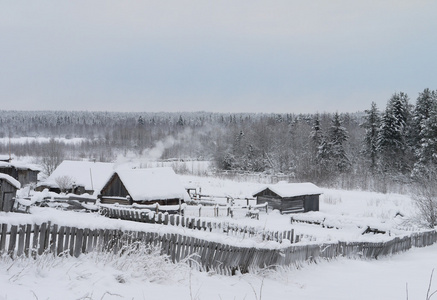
253,182,322,198
38,160,115,195
0,161,41,171
0,173,21,189
0,155,11,162
113,167,188,202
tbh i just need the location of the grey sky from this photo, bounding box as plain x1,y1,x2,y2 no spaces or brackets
1,1,437,113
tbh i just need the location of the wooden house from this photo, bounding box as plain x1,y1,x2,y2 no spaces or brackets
0,162,40,186
36,160,114,196
253,182,322,214
100,167,189,205
0,173,21,212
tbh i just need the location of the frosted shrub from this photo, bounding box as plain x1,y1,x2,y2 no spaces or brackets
324,195,342,205
91,242,190,283
412,179,437,228
366,198,381,207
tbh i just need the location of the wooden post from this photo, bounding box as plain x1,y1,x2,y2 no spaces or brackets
57,226,65,256
24,224,31,257
50,224,58,255
8,225,18,258
0,223,8,255
38,223,47,256
17,225,26,257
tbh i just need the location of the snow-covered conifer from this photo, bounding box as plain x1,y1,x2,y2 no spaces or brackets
361,102,381,171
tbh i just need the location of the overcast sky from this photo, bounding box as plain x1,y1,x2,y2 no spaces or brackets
1,1,437,114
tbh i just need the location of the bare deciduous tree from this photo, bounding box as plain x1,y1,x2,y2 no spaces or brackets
55,175,74,193
412,173,437,228
40,138,65,176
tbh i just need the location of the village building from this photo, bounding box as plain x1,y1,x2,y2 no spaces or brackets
100,167,189,205
0,162,40,187
253,182,322,214
0,173,21,212
36,160,115,196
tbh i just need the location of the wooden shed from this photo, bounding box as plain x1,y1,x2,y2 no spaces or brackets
0,174,21,212
0,162,40,186
253,182,322,214
100,167,189,206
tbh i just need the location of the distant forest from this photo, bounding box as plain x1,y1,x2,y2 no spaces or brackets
1,88,436,193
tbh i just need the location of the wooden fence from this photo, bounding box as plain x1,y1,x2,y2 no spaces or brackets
99,205,293,243
16,196,97,213
0,222,436,275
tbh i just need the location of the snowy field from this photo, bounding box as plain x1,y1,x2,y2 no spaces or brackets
1,244,436,300
0,174,435,299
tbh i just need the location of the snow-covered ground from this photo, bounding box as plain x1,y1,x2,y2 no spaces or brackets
181,175,419,243
0,242,436,300
0,174,434,299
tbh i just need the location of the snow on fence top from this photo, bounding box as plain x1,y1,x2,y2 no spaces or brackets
252,182,323,198
37,160,115,194
0,173,21,189
115,167,190,202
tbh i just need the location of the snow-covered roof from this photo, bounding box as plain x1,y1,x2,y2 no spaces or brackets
0,173,21,189
0,161,41,171
38,160,115,195
253,182,322,198
113,167,189,202
0,155,11,161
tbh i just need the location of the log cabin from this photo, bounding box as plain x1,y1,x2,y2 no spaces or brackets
253,182,322,214
99,167,189,205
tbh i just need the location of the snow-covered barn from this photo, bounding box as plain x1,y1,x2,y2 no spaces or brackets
253,182,322,214
36,160,115,196
0,161,40,186
0,173,20,212
99,167,189,206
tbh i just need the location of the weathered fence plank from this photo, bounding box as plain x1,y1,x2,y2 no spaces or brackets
17,225,26,257
8,225,18,257
32,224,40,257
0,224,8,254
24,224,32,256
57,226,65,255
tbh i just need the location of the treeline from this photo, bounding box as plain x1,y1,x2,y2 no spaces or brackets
0,88,436,192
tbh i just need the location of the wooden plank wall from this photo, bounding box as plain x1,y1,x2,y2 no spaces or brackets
99,206,294,244
0,222,436,276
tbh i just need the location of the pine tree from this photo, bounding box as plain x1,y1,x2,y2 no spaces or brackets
377,92,412,174
361,102,381,171
310,113,323,154
328,112,350,173
137,116,145,126
310,113,324,178
413,90,437,177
